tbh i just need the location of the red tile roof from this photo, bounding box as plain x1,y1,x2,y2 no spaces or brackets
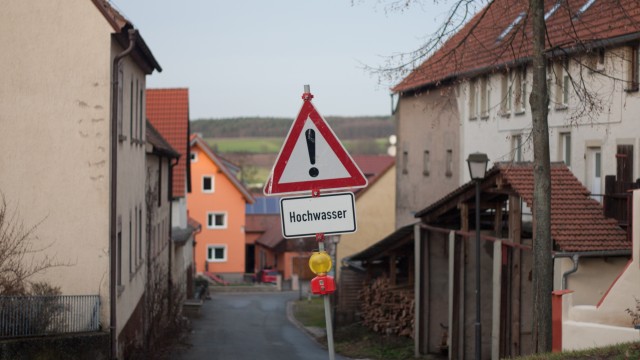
498,163,629,252
352,155,395,198
394,0,640,93
416,162,630,252
147,88,190,198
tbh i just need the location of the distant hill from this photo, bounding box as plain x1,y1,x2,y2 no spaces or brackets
190,116,394,140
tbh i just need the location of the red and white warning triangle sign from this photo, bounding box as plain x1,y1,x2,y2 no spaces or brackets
264,91,368,195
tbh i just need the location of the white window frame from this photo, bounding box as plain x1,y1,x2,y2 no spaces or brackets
202,175,215,193
514,67,526,114
469,79,478,120
560,132,572,167
500,72,511,115
207,212,227,229
480,76,490,119
190,151,198,163
207,244,227,262
511,134,523,162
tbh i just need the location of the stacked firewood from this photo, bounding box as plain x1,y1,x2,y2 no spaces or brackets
358,277,415,338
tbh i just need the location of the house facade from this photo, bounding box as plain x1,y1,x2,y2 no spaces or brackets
0,0,162,357
146,88,196,299
188,135,254,282
394,0,640,197
381,0,640,357
337,155,396,276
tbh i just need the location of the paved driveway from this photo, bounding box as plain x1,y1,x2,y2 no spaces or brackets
171,291,350,360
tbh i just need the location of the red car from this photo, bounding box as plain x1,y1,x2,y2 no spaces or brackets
261,270,279,283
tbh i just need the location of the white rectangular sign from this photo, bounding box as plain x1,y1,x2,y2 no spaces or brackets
280,192,357,238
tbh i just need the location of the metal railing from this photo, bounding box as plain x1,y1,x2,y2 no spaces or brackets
0,295,100,338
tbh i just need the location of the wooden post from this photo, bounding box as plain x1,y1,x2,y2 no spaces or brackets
508,195,522,356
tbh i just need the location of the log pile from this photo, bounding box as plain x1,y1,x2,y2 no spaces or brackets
358,277,415,338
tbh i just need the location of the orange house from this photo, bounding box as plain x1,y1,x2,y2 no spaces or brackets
188,135,253,282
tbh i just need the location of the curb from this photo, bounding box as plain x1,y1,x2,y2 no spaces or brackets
286,300,327,346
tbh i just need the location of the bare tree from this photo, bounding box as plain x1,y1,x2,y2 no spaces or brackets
367,0,640,355
529,0,552,352
0,194,64,295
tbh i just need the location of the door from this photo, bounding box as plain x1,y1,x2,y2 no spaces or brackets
586,147,602,202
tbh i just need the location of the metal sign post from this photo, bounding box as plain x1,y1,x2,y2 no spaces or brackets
316,231,335,360
264,86,368,360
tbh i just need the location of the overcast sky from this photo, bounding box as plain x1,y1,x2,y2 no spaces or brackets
111,1,451,119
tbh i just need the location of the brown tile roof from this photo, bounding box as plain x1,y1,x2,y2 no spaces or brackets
394,0,640,93
91,0,161,73
147,88,190,198
91,0,128,32
246,214,284,249
416,162,629,252
352,155,395,198
190,135,254,204
497,162,629,252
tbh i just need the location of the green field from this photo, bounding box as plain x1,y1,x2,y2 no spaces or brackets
204,137,389,155
204,137,283,153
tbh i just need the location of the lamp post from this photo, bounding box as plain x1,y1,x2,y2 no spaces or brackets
467,152,489,360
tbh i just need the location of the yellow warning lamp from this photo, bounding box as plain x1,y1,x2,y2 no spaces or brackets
309,251,332,275
309,251,335,295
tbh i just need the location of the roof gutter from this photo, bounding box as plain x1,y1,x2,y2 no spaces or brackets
553,250,631,290
110,28,137,360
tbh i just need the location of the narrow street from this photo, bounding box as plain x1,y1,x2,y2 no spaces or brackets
170,291,351,360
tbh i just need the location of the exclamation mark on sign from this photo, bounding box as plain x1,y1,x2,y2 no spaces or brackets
306,129,319,177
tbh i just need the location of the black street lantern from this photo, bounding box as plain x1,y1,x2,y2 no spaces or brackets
466,152,489,360
467,152,489,180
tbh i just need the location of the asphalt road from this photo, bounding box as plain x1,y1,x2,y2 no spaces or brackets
171,291,351,360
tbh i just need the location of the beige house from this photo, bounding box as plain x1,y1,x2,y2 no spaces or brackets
337,156,396,276
384,0,640,356
0,1,162,358
394,88,461,227
557,189,640,351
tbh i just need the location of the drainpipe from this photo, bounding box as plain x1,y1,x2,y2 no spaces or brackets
553,250,631,290
110,28,137,360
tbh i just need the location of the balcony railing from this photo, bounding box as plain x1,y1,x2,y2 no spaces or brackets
0,295,100,338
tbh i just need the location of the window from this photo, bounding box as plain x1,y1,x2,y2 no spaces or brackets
117,216,122,287
469,79,478,120
511,134,523,161
588,48,606,72
500,72,511,115
445,149,453,177
480,76,490,118
422,150,430,176
117,69,124,141
554,60,569,108
544,1,561,20
138,207,142,262
207,212,227,229
497,12,525,42
138,82,143,141
561,133,571,166
563,74,570,106
157,163,162,208
402,150,408,174
573,0,596,20
129,79,134,140
190,151,198,162
628,46,640,91
202,175,215,193
129,212,132,275
207,245,227,262
514,67,527,113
